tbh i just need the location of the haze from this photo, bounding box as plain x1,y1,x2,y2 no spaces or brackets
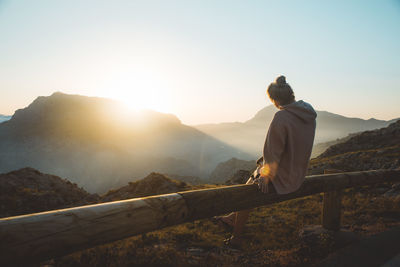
0,0,399,124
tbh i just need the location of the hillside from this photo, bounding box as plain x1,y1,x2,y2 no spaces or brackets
311,133,357,158
0,170,206,218
194,104,398,157
0,167,98,218
309,120,400,174
0,92,250,193
209,157,256,184
164,173,206,185
102,172,192,202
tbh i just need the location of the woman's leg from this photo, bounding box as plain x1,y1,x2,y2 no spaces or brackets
218,176,255,226
229,177,255,244
231,210,251,240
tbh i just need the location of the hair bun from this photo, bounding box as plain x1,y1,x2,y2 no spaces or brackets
276,75,286,86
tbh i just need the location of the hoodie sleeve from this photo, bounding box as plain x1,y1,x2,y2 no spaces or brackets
262,113,287,177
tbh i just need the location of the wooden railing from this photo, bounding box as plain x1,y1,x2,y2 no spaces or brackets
1,169,400,265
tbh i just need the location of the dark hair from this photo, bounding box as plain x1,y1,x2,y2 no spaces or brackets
267,75,295,106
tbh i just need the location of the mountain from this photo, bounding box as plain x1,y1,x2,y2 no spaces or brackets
0,92,250,193
164,173,206,185
0,115,11,123
309,120,400,174
0,167,98,218
102,172,191,202
209,157,256,184
311,133,358,158
194,104,399,157
225,169,252,185
0,168,197,217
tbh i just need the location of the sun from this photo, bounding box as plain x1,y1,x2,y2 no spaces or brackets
99,70,172,113
116,88,170,113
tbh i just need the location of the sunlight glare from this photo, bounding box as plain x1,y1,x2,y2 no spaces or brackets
100,69,172,114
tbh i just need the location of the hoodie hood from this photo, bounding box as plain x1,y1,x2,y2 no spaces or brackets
282,100,317,123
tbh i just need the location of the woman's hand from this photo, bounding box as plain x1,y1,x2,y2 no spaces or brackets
255,162,277,193
256,156,264,166
256,176,271,194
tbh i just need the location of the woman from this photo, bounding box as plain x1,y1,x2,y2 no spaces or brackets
216,75,317,247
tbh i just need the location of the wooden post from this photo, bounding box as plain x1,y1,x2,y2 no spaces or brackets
322,169,343,231
0,169,399,265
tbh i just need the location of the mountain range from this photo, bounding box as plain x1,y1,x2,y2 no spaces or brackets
0,92,249,193
3,117,399,213
2,119,398,212
194,104,399,157
1,92,398,193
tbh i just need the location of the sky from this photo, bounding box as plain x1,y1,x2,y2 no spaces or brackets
0,0,399,125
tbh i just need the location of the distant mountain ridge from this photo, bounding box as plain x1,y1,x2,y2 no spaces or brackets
0,92,250,193
0,115,11,123
194,104,399,157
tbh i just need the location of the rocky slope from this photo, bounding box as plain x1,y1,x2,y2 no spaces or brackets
225,169,252,185
102,172,192,202
208,157,257,184
0,168,98,218
0,169,211,219
311,132,358,158
165,173,205,185
0,168,209,218
309,120,400,174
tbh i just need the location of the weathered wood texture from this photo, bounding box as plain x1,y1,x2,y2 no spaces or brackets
0,193,188,265
322,170,343,231
0,169,399,265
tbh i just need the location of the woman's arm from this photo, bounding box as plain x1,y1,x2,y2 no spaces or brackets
258,114,287,192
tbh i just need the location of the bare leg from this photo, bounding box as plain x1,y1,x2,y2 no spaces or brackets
220,176,255,227
229,210,251,244
229,177,255,244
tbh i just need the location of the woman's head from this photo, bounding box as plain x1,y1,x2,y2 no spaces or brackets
267,75,295,108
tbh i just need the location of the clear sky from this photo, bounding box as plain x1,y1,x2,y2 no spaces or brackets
1,0,399,124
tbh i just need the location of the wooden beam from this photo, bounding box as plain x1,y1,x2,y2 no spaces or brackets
322,169,343,231
322,190,342,231
0,169,399,265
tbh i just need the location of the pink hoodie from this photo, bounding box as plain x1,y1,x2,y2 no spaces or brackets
263,100,317,194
